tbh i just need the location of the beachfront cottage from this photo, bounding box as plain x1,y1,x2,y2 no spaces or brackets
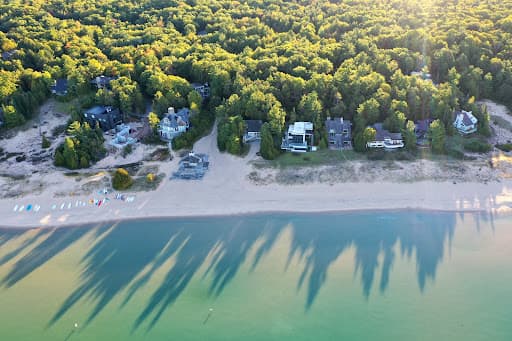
366,123,404,149
50,78,68,96
243,120,263,143
83,106,122,131
281,121,314,152
173,152,209,179
453,110,478,135
325,117,352,149
91,75,117,89
191,82,210,99
158,107,190,141
414,119,434,146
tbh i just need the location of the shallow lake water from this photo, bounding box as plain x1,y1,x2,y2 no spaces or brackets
0,211,511,340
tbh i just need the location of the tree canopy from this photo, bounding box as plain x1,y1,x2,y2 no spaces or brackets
1,0,511,157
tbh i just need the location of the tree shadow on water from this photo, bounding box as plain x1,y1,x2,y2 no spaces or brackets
287,211,458,309
0,229,51,267
132,216,283,331
1,227,89,288
2,211,475,330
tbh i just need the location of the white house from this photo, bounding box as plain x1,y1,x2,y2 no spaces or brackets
366,123,404,149
281,121,314,152
158,107,190,141
453,110,478,135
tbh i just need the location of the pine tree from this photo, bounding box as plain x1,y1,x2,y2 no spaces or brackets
260,123,278,160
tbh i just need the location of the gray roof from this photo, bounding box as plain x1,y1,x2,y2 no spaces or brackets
455,110,476,126
84,106,120,118
52,78,68,93
91,75,117,86
245,120,263,133
373,123,402,141
163,108,190,128
191,82,209,88
325,118,352,134
85,106,109,116
1,50,18,60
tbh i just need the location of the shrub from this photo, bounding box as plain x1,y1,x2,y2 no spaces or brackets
122,144,133,157
42,135,51,149
496,143,512,152
173,111,214,150
463,139,492,153
446,147,465,159
146,173,155,182
112,168,133,190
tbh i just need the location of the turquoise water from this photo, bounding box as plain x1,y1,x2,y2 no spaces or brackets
0,211,511,340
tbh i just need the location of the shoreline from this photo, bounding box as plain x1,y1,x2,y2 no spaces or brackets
2,99,512,231
0,206,499,231
1,179,511,230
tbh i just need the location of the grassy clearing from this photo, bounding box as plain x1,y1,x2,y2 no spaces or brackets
129,173,165,191
271,149,362,168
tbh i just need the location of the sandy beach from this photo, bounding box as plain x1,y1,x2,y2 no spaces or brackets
1,101,512,229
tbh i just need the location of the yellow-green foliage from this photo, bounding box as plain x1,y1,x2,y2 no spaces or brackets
112,168,133,190
146,173,155,182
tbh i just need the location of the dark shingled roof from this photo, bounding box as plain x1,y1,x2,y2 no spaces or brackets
245,120,263,133
1,50,18,60
414,119,433,138
52,78,68,94
373,123,402,141
458,111,474,126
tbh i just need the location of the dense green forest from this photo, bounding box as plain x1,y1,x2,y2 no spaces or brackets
1,0,511,158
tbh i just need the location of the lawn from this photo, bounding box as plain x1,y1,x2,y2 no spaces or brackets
271,149,362,167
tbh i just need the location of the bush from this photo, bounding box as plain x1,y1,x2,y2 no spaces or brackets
173,111,214,150
446,147,465,159
496,143,512,152
463,139,492,153
122,144,133,157
51,124,67,137
42,135,51,148
146,173,155,182
112,168,133,190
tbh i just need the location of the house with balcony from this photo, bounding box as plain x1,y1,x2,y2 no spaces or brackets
414,119,434,146
366,123,404,150
158,107,190,141
326,117,352,149
243,120,263,143
281,121,314,152
453,110,478,135
83,106,122,131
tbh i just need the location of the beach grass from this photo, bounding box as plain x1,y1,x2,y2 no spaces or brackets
271,149,361,168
